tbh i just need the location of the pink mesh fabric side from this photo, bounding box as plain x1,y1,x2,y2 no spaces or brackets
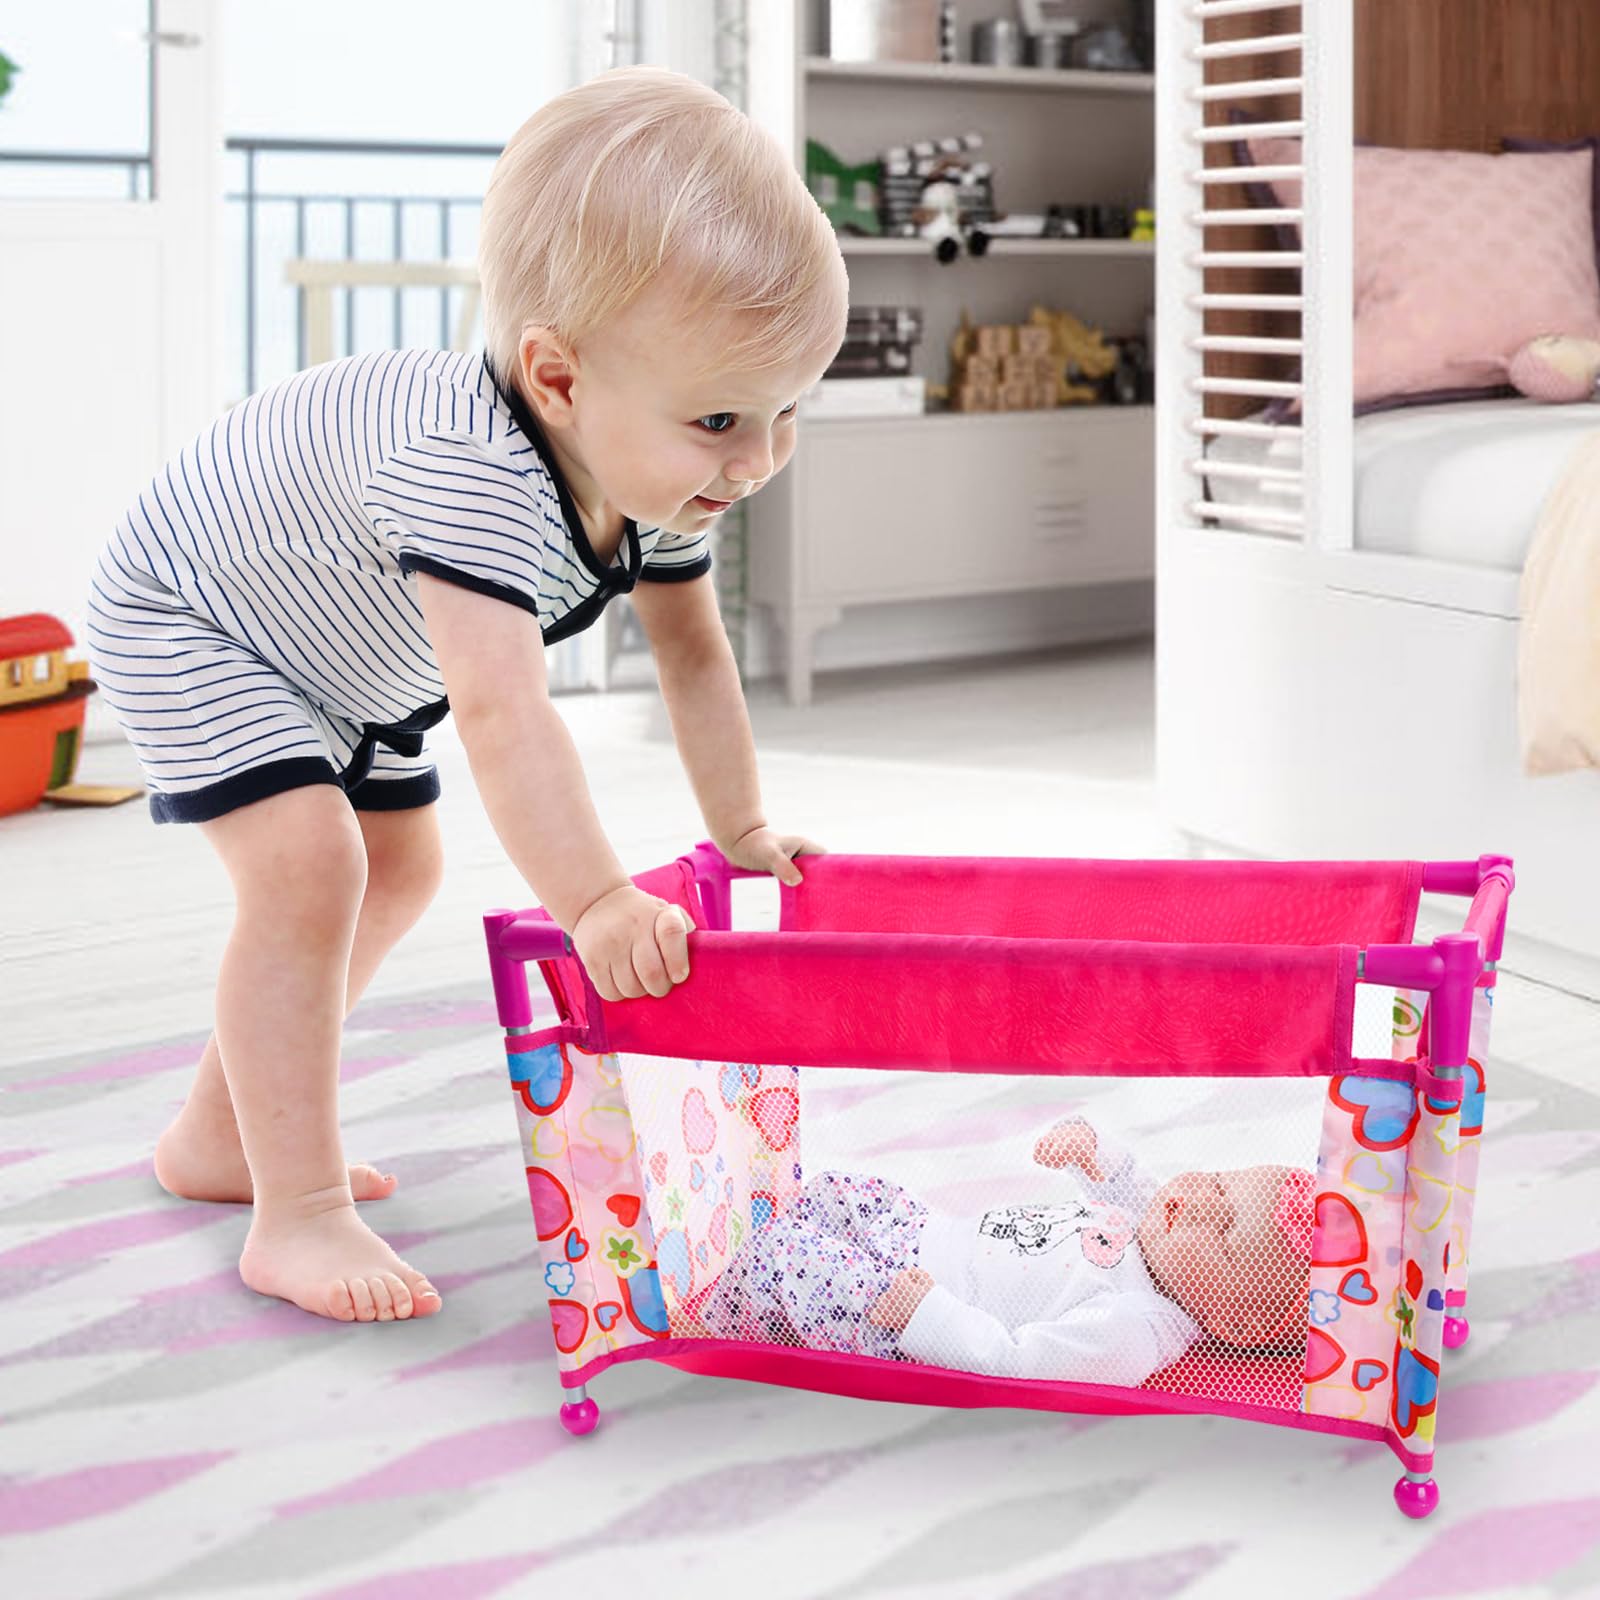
508,1033,669,1375
1404,983,1493,1315
613,1052,805,1331
778,856,1423,946
1441,989,1492,1310
595,933,1357,1078
1385,1075,1464,1458
1301,1074,1411,1427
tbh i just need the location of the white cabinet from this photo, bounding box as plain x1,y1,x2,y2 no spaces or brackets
745,0,1156,704
752,406,1153,702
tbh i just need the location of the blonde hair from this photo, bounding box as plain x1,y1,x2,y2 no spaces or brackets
478,67,847,380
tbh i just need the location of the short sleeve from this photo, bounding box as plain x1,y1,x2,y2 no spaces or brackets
362,430,552,618
638,525,712,583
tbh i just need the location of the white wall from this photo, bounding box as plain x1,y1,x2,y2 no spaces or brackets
221,0,582,145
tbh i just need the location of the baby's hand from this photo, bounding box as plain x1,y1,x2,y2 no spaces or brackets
868,1267,935,1332
571,886,691,1001
1034,1116,1100,1175
719,825,825,889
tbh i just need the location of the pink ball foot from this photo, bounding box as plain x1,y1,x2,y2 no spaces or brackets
1394,1475,1439,1519
559,1397,600,1437
1442,1315,1470,1350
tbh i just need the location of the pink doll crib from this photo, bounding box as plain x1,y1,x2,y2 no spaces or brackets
482,845,1513,1520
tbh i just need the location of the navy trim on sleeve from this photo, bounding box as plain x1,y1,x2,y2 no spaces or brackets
637,555,713,584
403,551,625,645
401,554,545,620
149,757,341,825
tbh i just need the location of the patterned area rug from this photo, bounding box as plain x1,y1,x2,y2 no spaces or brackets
3,976,1599,1600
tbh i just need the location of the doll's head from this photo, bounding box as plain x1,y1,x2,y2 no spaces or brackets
1135,1165,1313,1349
476,67,848,536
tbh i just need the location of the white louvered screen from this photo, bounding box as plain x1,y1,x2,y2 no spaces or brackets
1169,0,1307,539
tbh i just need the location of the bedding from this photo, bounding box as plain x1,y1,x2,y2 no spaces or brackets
1518,426,1600,773
1204,398,1600,570
1234,138,1600,411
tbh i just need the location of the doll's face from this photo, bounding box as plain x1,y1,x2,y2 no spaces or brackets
1136,1165,1309,1347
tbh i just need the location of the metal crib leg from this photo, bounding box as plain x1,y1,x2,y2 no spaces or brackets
1394,1466,1440,1519
559,1382,601,1437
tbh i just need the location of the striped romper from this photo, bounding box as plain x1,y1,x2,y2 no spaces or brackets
87,349,710,823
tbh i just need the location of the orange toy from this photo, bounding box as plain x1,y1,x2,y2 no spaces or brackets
0,613,97,817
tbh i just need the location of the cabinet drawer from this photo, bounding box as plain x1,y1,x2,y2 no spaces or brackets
797,410,1151,602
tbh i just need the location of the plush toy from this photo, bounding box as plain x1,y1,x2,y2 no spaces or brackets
1505,334,1600,403
913,177,965,263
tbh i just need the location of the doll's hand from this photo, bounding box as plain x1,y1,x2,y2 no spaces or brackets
719,825,826,888
1034,1116,1101,1176
868,1267,935,1332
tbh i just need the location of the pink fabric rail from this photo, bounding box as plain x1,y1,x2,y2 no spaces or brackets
587,930,1358,1078
778,856,1424,946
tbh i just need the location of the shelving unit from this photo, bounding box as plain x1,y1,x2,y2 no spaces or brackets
837,236,1154,258
802,403,1151,432
745,1,1157,706
804,56,1154,95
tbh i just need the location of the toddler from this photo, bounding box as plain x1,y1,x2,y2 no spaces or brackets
692,1118,1315,1387
86,68,848,1324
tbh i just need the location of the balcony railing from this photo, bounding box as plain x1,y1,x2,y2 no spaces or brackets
0,147,152,199
227,135,499,396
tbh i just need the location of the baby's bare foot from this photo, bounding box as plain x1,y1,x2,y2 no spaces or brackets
155,1098,397,1206
240,1190,441,1322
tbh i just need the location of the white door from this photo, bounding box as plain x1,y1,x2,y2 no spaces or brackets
0,0,220,657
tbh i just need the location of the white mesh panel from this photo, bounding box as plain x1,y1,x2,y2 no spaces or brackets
1352,982,1401,1059
624,1060,1328,1414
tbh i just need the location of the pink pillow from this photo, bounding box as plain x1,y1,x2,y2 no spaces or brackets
1245,142,1600,408
1354,146,1600,404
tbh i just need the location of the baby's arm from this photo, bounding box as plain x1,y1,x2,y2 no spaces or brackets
1034,1117,1159,1218
630,579,819,884
418,574,688,998
898,1284,1200,1386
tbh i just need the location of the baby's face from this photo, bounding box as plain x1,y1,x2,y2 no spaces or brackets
1135,1164,1308,1348
560,275,843,536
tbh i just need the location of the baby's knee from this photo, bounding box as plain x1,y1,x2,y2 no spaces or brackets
360,810,444,921
366,834,443,921
257,821,370,921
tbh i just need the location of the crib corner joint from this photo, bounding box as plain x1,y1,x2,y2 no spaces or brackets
484,907,536,1033
1427,933,1483,1074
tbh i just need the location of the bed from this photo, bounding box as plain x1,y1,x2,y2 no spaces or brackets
1155,0,1600,990
1205,397,1600,570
